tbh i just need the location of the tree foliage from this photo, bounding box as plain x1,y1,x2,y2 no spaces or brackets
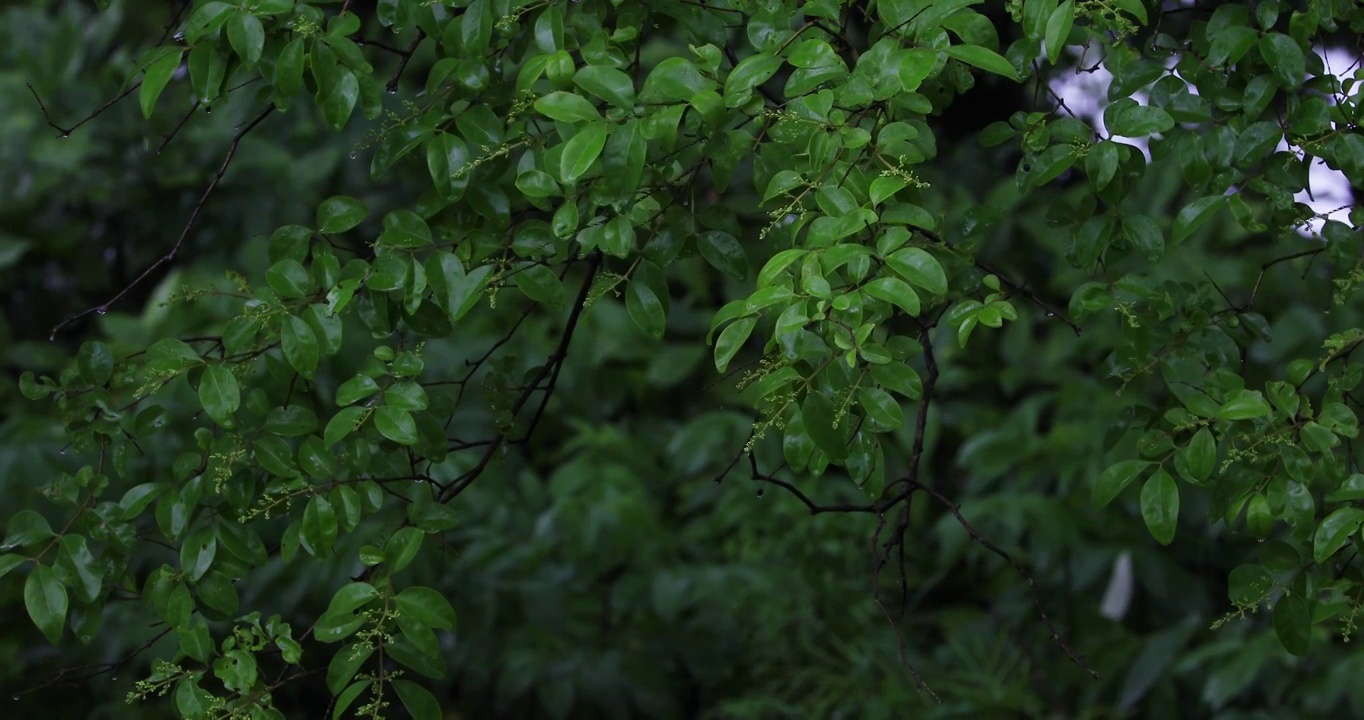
6,0,1364,716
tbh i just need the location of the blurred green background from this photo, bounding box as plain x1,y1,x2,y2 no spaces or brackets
3,1,1363,718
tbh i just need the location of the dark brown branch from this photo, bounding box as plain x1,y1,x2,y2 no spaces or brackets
516,254,604,444
437,253,602,503
49,106,275,339
157,99,202,155
386,30,426,93
26,81,139,138
905,478,1101,680
871,507,938,701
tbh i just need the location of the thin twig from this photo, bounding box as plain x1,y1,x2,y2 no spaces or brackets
50,106,275,339
27,81,139,138
906,478,1101,679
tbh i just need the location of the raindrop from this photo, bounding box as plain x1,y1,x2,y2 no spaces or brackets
59,132,70,139
204,106,212,114
12,695,19,701
59,448,67,455
755,488,764,498
386,84,398,95
712,477,721,484
95,306,108,315
1045,311,1055,317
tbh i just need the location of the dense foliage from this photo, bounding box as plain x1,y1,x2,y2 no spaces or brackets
5,0,1364,716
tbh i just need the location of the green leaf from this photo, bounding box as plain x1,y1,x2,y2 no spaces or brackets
226,12,264,67
1086,140,1119,190
395,586,456,630
1313,507,1364,564
640,57,711,102
871,362,922,400
1227,564,1273,606
1207,26,1258,67
252,0,295,15
534,91,601,123
316,582,378,642
77,341,113,386
1234,122,1283,167
626,277,667,339
574,65,635,109
4,509,55,549
885,247,947,295
857,387,904,429
333,681,370,719
0,554,27,581
801,390,848,461
724,54,783,107
379,210,434,249
1044,0,1075,64
317,196,367,234
24,564,68,644
301,493,338,556
1140,469,1179,545
198,364,240,428
175,619,213,664
1172,195,1225,244
375,407,419,445
1182,427,1215,483
513,264,564,309
327,643,374,695
713,315,756,373
697,231,748,279
942,45,1019,80
266,406,318,437
1112,0,1148,24
317,67,359,131
281,316,320,379
393,679,442,720
1217,390,1271,420
324,406,371,447
862,276,921,316
385,526,425,571
1122,214,1165,262
1273,593,1311,656
267,259,311,298
180,526,217,583
1093,460,1152,507
385,381,429,411
139,47,185,119
274,37,305,98
1105,99,1175,136
185,3,234,42
254,435,299,477
1259,33,1305,89
559,122,609,184
427,133,471,198
336,374,381,406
